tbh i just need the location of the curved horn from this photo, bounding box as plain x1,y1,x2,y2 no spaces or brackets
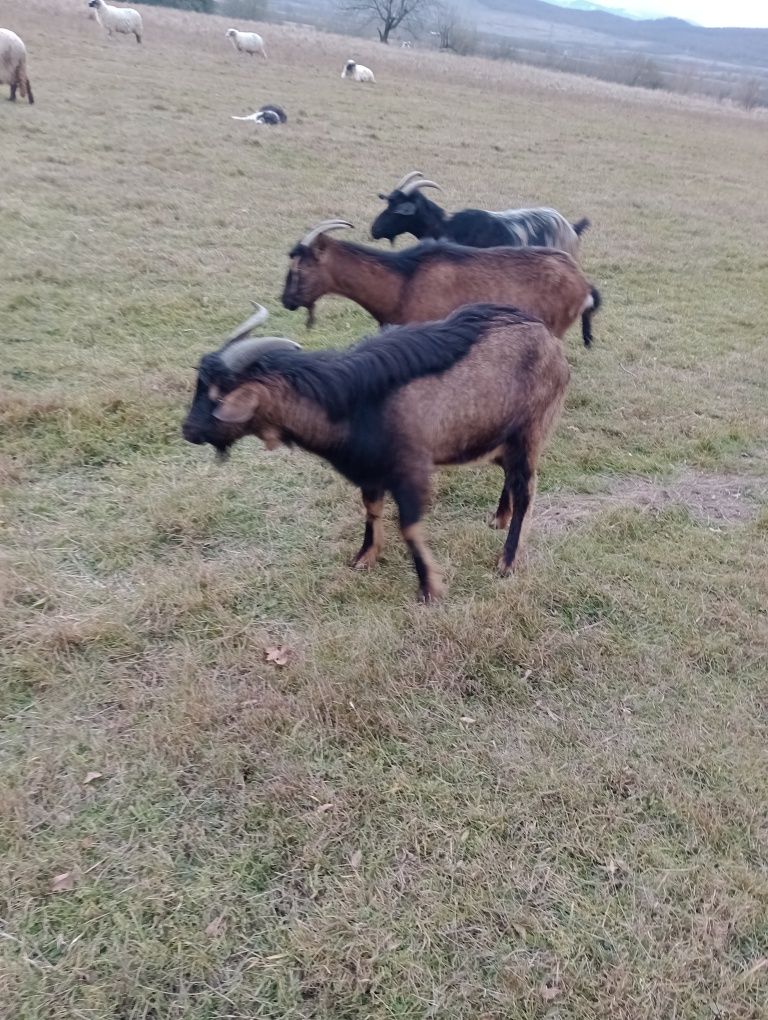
224,302,269,344
401,178,442,196
298,219,354,248
220,335,302,374
393,169,423,191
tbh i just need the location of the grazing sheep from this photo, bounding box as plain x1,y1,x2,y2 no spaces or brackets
341,59,375,83
0,29,33,104
182,303,570,602
372,171,590,255
226,28,267,59
282,220,601,345
87,0,143,44
232,103,287,126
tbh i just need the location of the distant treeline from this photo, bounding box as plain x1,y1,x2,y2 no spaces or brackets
140,0,271,17
140,0,215,11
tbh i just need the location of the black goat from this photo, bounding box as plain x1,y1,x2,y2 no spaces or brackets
371,170,590,255
182,303,570,602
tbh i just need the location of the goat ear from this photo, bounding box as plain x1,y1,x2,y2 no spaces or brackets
213,386,259,424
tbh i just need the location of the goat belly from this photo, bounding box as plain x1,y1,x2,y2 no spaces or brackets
442,440,506,467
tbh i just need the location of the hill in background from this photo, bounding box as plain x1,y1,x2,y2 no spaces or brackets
258,0,767,105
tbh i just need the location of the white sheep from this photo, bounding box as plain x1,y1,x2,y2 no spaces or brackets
226,29,267,60
87,0,143,45
0,29,33,104
341,59,375,83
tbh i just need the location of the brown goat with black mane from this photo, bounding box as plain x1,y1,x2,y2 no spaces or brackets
282,220,601,346
182,303,570,602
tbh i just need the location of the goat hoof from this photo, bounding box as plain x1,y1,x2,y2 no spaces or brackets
487,511,511,531
352,550,379,570
497,555,517,577
418,579,446,603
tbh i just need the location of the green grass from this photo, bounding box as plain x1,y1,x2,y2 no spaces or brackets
1,2,768,1017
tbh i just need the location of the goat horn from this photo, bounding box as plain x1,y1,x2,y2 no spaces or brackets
393,169,423,191
224,303,270,344
298,219,354,248
401,178,442,196
219,335,302,374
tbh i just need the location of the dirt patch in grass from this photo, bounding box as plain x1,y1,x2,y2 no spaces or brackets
540,468,768,530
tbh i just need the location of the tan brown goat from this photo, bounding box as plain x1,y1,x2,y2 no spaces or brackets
282,220,601,345
183,303,570,602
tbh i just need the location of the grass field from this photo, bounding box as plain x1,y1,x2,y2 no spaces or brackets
2,2,768,1017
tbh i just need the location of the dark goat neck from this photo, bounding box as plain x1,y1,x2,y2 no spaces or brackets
411,192,448,240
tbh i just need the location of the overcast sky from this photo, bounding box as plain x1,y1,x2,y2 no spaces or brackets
610,1,768,26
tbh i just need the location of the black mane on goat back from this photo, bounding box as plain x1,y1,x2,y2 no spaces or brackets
234,304,537,421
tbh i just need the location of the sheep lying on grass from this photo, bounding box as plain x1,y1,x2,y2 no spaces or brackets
232,103,287,126
0,29,33,104
88,0,143,44
226,29,267,59
182,303,569,602
341,59,375,82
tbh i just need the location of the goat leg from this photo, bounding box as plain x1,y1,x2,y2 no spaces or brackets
488,479,512,531
498,439,536,576
392,479,444,602
353,488,385,570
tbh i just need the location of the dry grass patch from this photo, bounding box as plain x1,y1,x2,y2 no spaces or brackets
538,465,768,530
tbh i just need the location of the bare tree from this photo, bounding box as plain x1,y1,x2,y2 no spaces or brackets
339,0,433,44
736,77,761,111
435,4,477,55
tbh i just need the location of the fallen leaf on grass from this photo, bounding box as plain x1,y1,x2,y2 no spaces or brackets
205,915,227,938
316,803,334,814
459,716,476,724
264,645,290,667
349,849,362,868
50,871,77,894
83,771,104,785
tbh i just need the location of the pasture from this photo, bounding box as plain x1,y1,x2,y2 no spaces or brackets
1,1,767,1016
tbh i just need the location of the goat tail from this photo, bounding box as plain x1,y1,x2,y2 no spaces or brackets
572,217,591,236
581,286,601,348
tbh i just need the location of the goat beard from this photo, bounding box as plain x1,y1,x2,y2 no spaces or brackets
305,303,316,329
